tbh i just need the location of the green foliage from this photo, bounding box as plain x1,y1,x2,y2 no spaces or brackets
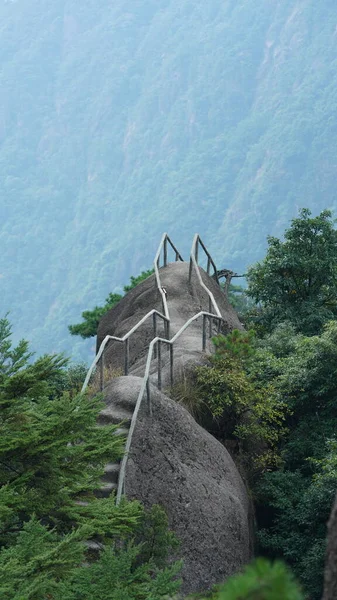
68,293,123,339
54,362,88,397
0,317,181,598
256,465,333,600
0,315,34,381
247,209,337,335
195,332,288,471
0,317,135,543
60,542,181,600
0,517,181,600
133,504,180,570
213,330,256,361
122,269,154,293
0,518,84,600
68,270,154,339
209,559,304,600
251,321,337,599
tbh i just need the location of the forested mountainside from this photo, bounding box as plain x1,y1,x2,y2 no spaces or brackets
1,0,337,359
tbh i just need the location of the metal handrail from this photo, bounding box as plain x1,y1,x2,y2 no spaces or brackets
80,232,224,505
81,309,169,392
81,234,184,393
189,234,222,319
116,309,224,504
154,233,184,327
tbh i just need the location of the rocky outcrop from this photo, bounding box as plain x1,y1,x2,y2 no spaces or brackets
102,376,252,595
323,492,337,600
96,261,251,594
97,261,243,374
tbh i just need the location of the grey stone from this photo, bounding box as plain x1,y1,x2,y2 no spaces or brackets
96,261,252,594
323,492,337,600
103,376,252,595
97,261,243,374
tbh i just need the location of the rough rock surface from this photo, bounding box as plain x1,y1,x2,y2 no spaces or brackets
323,492,337,600
103,376,252,595
96,261,251,594
97,261,243,375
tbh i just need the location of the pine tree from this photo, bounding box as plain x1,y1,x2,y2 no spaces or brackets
0,316,181,598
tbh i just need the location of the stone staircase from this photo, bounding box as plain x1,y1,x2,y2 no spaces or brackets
96,390,137,498
84,234,243,503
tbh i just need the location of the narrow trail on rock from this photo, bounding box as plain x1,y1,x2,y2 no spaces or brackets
82,234,241,503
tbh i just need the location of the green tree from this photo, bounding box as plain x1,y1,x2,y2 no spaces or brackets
201,559,304,600
253,321,337,599
0,316,181,599
68,269,154,339
122,269,154,293
228,284,254,323
68,293,123,339
194,331,288,472
247,209,337,335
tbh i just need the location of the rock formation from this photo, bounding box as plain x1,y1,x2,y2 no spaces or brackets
101,376,252,594
97,261,243,374
96,261,251,594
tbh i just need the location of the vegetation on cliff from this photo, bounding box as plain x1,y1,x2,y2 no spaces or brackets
184,210,337,599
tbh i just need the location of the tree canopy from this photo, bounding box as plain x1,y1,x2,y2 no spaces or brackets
247,209,337,335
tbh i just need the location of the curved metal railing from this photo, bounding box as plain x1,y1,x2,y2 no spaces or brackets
80,232,224,505
116,309,224,504
81,234,184,394
115,235,224,504
189,234,222,318
154,233,184,334
81,309,169,392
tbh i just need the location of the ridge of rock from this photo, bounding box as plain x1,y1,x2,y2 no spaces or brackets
103,376,252,594
96,261,251,594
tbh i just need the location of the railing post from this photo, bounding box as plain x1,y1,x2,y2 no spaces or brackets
189,258,193,282
157,340,162,390
195,239,199,264
153,313,157,358
146,379,152,416
164,237,168,267
100,353,104,391
165,319,170,340
202,315,207,350
207,256,211,275
175,251,179,261
207,298,211,338
209,316,213,339
124,338,129,375
170,345,174,387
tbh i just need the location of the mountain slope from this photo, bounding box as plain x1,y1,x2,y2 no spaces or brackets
1,0,336,358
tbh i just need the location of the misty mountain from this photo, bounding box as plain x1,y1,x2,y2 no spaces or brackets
1,0,336,359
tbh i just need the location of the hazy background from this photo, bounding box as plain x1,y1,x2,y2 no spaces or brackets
1,0,336,361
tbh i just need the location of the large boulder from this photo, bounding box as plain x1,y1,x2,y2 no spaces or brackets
97,261,243,374
323,492,337,600
103,376,252,595
96,261,252,594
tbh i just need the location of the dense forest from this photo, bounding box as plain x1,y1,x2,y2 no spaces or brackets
1,0,337,360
